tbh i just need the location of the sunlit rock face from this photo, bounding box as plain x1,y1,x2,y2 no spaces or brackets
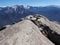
0,14,60,45
0,20,54,45
22,14,60,45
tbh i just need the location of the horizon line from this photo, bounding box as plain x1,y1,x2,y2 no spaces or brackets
0,4,60,7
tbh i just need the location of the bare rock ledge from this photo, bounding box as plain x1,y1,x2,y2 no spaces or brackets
0,20,54,45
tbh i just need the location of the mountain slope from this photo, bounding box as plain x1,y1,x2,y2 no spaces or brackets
28,6,60,22
0,20,54,45
0,14,60,45
21,14,60,45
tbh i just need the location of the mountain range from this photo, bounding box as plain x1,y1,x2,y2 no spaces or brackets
0,5,60,28
0,5,60,45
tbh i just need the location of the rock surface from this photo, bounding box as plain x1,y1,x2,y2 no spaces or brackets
22,14,60,45
0,20,54,45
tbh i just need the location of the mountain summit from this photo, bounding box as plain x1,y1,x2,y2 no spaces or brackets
0,14,60,45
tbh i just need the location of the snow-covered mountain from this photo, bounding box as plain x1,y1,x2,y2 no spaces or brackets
0,5,60,28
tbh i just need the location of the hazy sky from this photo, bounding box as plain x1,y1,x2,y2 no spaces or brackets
0,0,60,6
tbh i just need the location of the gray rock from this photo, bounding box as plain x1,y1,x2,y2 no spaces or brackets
23,14,60,45
0,20,54,45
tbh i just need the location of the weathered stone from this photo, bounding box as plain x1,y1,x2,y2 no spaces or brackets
0,20,54,45
24,14,60,45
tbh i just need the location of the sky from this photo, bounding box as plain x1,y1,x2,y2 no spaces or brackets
0,0,60,7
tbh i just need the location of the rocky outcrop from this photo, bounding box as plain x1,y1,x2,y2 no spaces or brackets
0,20,54,45
21,14,60,45
1,14,60,45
